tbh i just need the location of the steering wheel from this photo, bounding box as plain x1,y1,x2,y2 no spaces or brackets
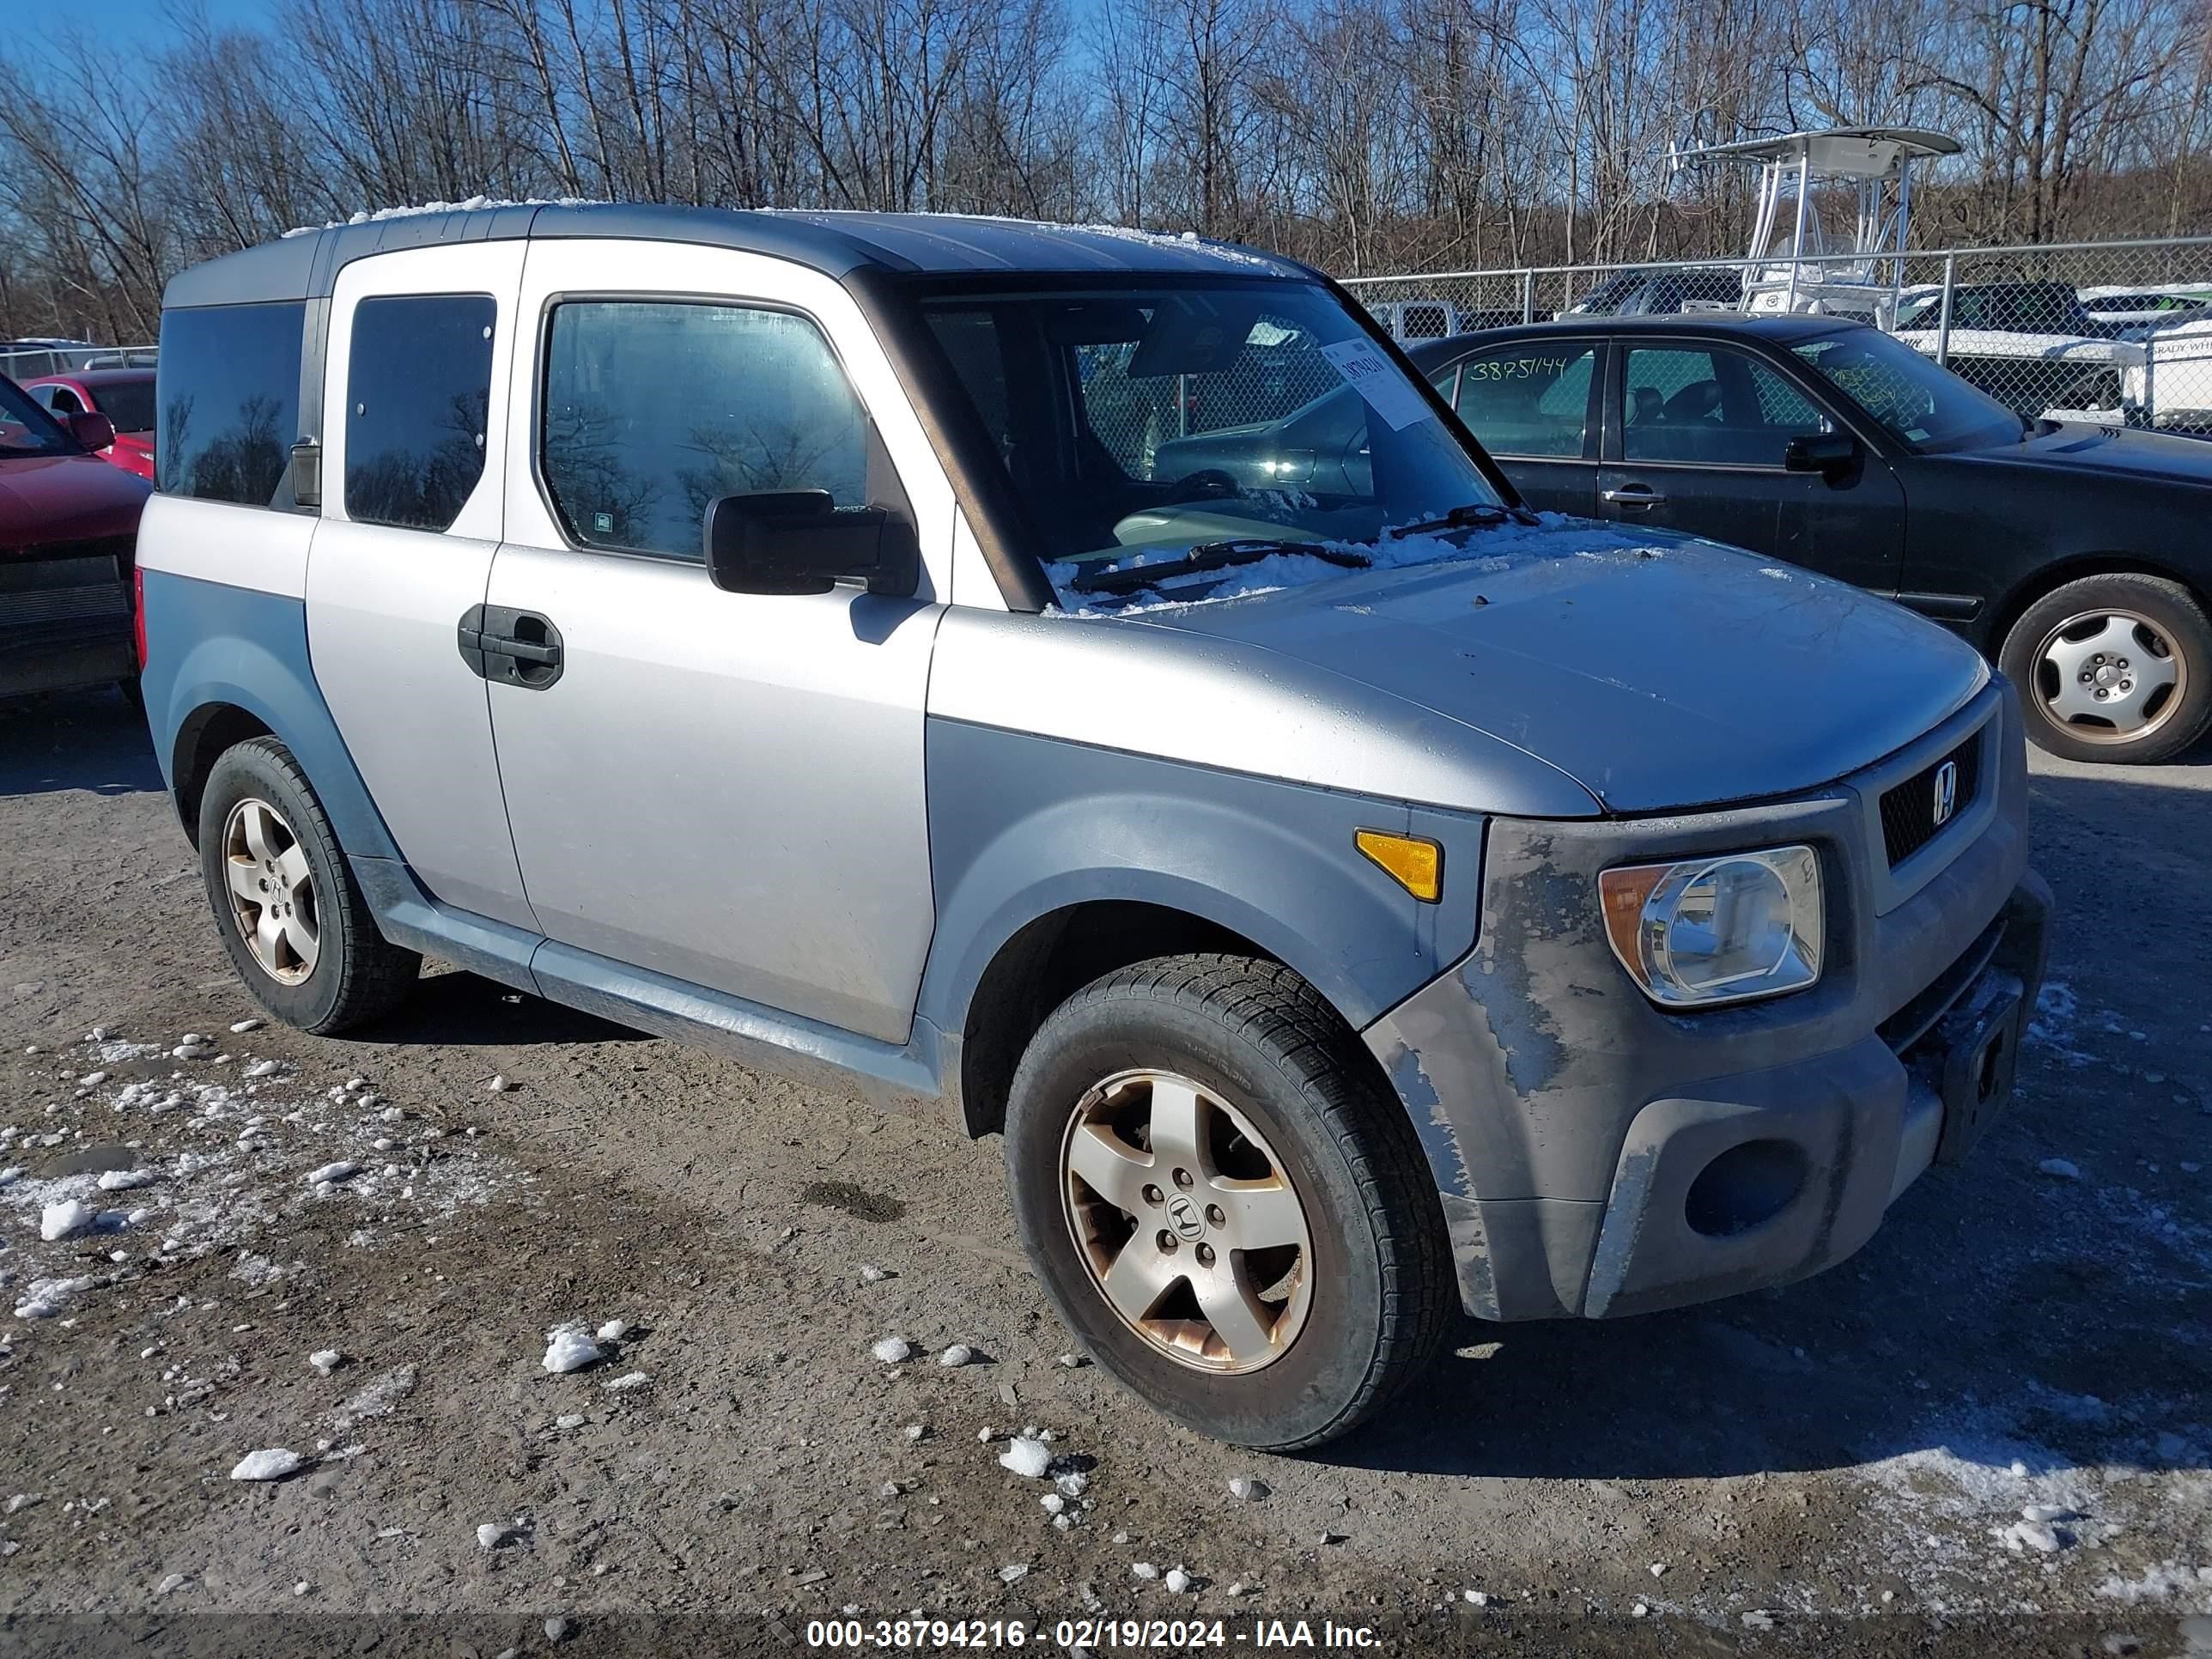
1161,468,1242,503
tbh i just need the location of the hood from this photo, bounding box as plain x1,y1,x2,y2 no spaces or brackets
1947,420,2212,485
1124,522,1988,813
0,453,152,550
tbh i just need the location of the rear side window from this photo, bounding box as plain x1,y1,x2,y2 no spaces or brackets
1453,343,1599,457
94,379,157,435
343,295,496,532
156,302,305,506
540,301,867,560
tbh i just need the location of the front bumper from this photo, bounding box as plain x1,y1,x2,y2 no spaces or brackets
0,549,136,697
1364,679,2053,1322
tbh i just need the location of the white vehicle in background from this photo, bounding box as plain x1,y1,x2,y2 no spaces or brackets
2078,284,2212,331
1884,280,2146,428
2136,317,2212,438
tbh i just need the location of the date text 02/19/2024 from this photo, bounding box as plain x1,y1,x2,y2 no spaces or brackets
804,1619,1387,1649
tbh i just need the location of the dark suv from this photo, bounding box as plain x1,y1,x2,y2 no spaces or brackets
1,374,150,700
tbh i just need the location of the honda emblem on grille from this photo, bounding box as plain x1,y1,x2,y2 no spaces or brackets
1931,760,1958,828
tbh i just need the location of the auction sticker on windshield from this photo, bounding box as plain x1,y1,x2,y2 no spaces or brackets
1320,338,1434,431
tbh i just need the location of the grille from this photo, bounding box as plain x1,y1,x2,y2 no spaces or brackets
0,541,133,631
0,535,133,577
0,583,128,627
1879,732,1982,867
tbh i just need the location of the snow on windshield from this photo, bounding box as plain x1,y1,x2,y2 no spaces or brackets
1042,513,1680,617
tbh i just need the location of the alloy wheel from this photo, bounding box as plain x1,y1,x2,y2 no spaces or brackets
1059,1068,1313,1374
220,797,320,984
2035,609,2185,745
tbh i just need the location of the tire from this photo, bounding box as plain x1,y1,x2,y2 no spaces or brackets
1998,572,2212,763
1004,955,1452,1450
196,736,420,1033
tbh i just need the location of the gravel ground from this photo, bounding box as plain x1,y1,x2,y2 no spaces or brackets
0,684,2208,1658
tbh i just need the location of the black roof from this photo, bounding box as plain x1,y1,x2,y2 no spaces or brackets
163,203,1308,310
1407,313,1869,364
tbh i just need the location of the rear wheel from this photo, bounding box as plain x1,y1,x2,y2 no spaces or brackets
1004,955,1451,1450
197,737,420,1033
1998,573,2212,763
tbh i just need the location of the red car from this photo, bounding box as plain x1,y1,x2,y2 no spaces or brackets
23,368,157,481
2,374,151,700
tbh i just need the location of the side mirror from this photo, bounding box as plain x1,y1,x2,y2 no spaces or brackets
67,410,116,453
702,490,916,597
1784,431,1858,476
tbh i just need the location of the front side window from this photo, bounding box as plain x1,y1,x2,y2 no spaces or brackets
919,280,1502,583
1453,342,1598,457
156,301,304,506
1620,344,1830,466
541,301,867,560
344,294,496,532
0,376,73,459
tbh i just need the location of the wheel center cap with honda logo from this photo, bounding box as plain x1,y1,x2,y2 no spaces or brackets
1166,1194,1206,1242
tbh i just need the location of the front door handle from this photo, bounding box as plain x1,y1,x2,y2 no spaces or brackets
1601,483,1667,507
458,604,564,689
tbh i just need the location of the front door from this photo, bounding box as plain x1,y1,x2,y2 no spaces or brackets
1596,339,1906,592
305,241,536,928
483,239,950,1044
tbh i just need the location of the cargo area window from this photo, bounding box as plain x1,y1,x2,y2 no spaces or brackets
155,301,305,507
539,301,868,561
343,294,497,533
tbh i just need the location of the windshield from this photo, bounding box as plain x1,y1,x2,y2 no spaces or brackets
0,376,76,459
93,379,156,434
917,281,1504,604
1790,330,2023,453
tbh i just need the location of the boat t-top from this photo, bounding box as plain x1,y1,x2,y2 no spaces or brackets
1669,126,1962,326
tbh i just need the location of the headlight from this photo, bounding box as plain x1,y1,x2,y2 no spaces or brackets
1597,846,1823,1008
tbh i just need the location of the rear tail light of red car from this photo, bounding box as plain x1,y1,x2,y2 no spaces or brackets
132,563,148,670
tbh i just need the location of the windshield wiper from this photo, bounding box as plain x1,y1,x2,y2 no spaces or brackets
1069,538,1370,596
1388,501,1539,537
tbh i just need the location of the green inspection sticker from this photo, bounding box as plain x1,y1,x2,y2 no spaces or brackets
592,511,614,534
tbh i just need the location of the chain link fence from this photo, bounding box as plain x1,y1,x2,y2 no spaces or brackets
0,343,159,380
1341,236,2212,440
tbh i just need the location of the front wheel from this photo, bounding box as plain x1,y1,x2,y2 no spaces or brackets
1004,956,1451,1450
1998,573,2212,763
197,737,421,1033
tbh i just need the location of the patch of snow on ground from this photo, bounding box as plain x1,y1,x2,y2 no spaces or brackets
0,1041,522,1350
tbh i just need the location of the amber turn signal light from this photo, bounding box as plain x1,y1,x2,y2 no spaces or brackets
1354,830,1443,902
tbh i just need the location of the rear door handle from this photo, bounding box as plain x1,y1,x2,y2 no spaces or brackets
1601,484,1667,507
458,604,564,689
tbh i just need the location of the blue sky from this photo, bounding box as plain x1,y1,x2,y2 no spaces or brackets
26,0,295,52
